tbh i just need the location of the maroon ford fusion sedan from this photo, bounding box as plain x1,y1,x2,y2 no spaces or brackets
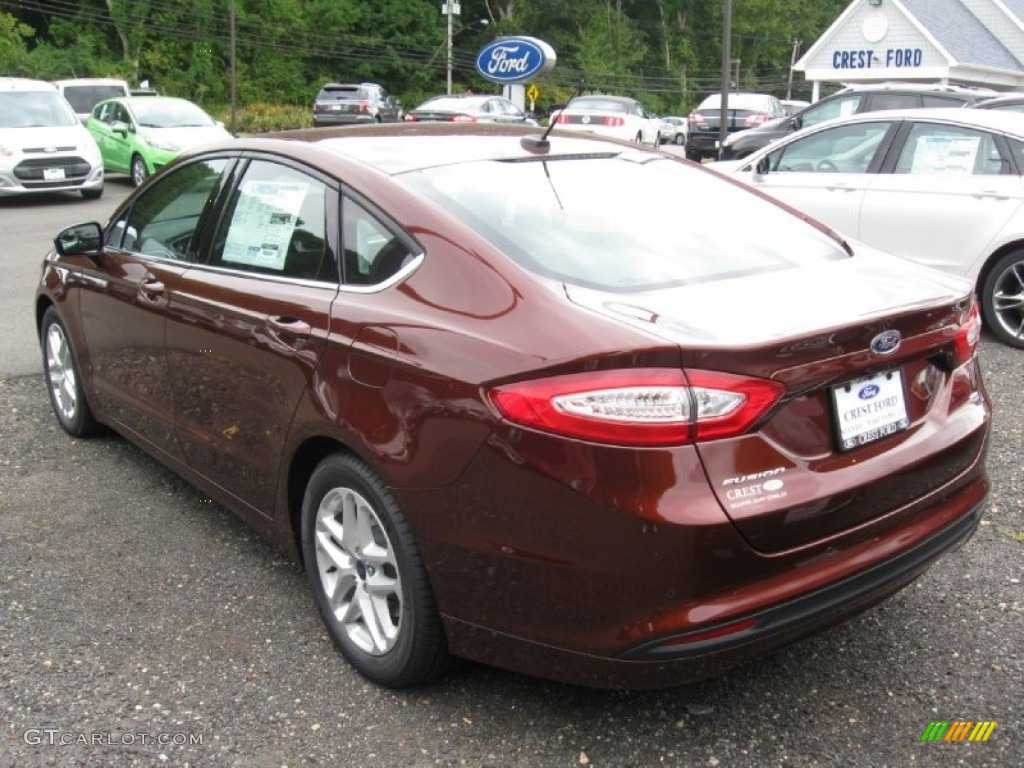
36,123,990,689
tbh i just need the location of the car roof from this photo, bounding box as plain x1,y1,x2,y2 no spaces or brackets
53,77,129,87
0,77,58,92
697,92,778,109
974,94,1024,107
835,81,997,95
198,123,647,176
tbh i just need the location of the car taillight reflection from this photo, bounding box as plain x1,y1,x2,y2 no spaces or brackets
743,112,771,126
488,368,785,446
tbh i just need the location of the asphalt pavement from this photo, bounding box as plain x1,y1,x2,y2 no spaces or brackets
0,184,1021,767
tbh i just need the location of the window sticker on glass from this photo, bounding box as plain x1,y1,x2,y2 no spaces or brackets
222,181,310,270
910,135,980,175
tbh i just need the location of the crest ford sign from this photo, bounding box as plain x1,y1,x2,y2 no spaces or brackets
475,37,556,84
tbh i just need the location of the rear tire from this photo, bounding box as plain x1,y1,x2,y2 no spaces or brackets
980,249,1024,349
40,307,101,438
301,453,449,688
674,133,685,145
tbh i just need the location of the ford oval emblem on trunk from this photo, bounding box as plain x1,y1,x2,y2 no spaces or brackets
475,37,557,84
870,330,902,356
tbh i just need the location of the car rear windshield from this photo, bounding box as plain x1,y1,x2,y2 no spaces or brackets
400,153,848,292
568,97,629,113
318,86,366,101
62,85,128,114
0,91,78,128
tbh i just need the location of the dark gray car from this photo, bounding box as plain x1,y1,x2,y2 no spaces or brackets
312,82,402,127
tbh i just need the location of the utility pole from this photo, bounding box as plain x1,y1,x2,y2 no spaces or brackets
787,38,802,100
719,0,732,151
229,0,236,134
444,1,461,95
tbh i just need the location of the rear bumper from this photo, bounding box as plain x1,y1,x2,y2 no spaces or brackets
440,484,985,689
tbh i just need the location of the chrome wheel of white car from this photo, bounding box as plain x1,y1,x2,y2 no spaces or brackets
982,250,1024,349
301,453,449,687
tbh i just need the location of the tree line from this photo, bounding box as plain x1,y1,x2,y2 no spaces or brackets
0,0,849,117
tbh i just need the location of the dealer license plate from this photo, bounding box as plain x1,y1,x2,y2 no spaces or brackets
43,167,66,181
831,370,909,451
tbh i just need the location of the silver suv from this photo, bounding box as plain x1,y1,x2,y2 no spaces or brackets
312,82,402,127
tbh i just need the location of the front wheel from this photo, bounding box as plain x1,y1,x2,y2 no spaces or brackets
980,249,1024,349
41,307,101,437
674,133,685,145
301,453,449,688
130,154,149,187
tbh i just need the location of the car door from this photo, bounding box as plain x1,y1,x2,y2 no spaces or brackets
77,156,231,457
859,120,1024,278
166,157,338,513
744,119,897,239
98,102,135,174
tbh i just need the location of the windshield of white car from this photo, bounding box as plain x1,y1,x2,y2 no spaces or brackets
0,91,78,128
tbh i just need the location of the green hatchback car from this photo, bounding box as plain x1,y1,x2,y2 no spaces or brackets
86,96,232,186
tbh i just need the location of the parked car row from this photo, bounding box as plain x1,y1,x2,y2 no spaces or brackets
1,76,229,199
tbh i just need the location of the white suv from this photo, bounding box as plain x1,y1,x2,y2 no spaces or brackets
0,78,104,199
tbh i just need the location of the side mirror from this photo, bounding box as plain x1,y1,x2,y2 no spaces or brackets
54,222,103,258
754,156,771,176
790,116,801,131
111,120,132,136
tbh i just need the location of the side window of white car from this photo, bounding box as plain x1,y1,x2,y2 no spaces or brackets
771,122,892,174
895,124,1006,176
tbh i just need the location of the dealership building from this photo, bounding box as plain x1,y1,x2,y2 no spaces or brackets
795,0,1024,99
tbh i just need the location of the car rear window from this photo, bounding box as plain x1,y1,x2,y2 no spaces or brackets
61,84,128,114
319,85,366,101
568,97,629,113
400,153,847,292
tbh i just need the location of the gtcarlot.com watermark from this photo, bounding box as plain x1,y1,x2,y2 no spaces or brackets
23,728,203,747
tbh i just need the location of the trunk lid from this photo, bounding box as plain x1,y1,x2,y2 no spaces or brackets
565,246,986,552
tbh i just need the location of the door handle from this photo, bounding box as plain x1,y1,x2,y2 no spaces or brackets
267,315,312,339
824,183,855,192
138,277,165,303
972,190,1009,200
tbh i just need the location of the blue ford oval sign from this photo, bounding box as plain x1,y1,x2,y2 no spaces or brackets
476,37,556,84
869,330,902,356
858,384,881,400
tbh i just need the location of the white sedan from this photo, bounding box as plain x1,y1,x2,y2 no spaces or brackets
551,95,660,146
711,108,1024,348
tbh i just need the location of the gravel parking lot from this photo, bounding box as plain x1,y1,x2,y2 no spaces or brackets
1,189,1021,767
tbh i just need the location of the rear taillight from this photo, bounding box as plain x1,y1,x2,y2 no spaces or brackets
451,114,477,122
952,302,982,366
688,114,705,126
488,369,785,446
403,113,418,122
603,116,625,126
555,114,570,124
358,100,369,112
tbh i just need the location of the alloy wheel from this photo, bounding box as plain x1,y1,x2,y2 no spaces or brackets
313,487,403,655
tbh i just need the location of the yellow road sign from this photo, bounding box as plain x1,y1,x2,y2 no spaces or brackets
526,84,539,103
